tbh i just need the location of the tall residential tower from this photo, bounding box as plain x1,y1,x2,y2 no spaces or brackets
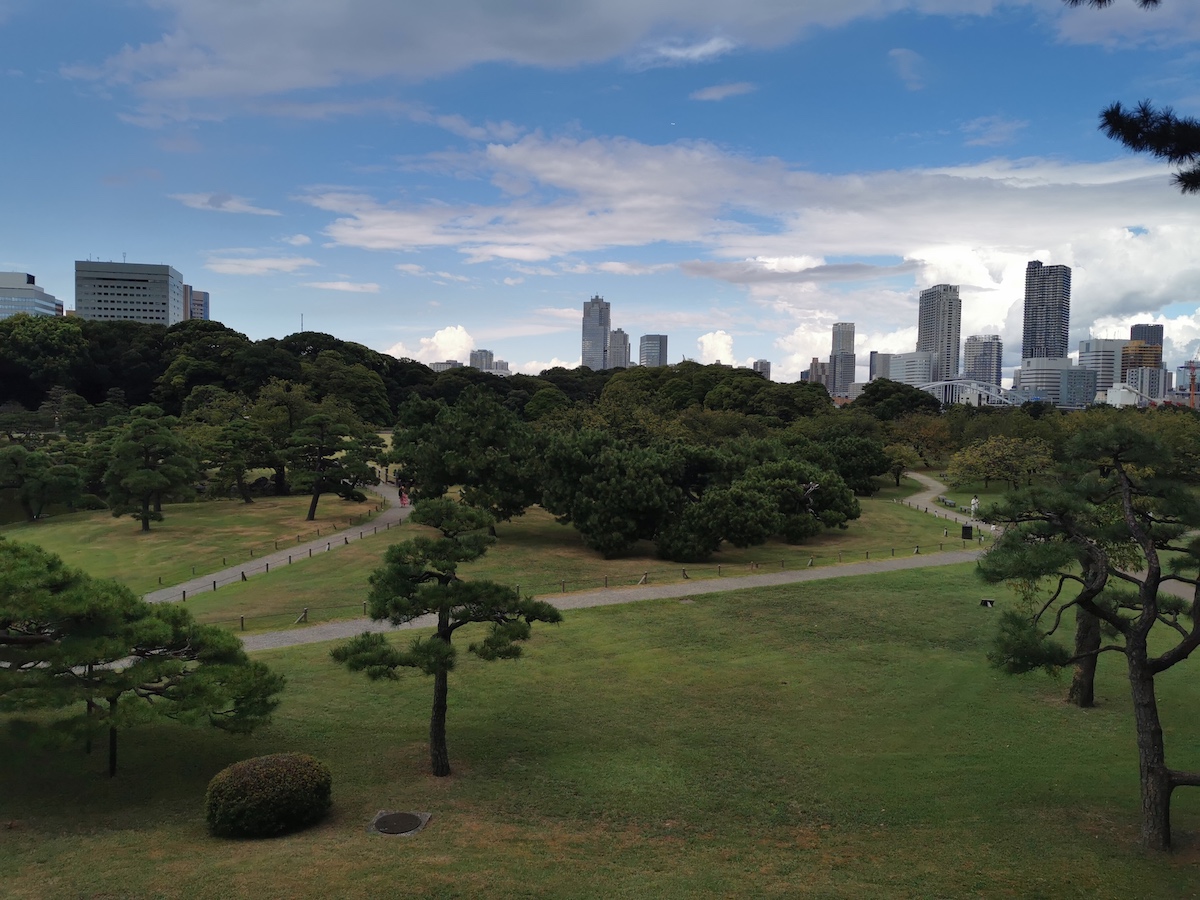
1022,261,1071,359
963,334,1003,386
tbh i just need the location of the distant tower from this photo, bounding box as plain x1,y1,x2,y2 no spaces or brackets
581,295,610,370
916,284,962,383
828,322,855,397
963,335,1003,386
609,328,631,368
1022,261,1071,359
639,334,668,367
868,351,893,381
469,349,494,370
1130,323,1164,348
752,359,771,380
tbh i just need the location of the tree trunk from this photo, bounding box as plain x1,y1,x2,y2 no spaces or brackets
273,465,288,496
19,497,35,522
236,474,253,503
430,667,451,777
154,492,162,513
306,489,321,521
107,698,118,778
1067,607,1100,708
1129,660,1173,850
140,497,151,532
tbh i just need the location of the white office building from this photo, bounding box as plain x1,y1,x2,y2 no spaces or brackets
75,261,185,325
887,351,936,387
1078,338,1128,392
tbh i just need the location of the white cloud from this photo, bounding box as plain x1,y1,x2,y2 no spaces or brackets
690,81,757,102
697,330,734,364
515,356,581,374
633,36,737,69
205,255,318,275
303,281,380,292
503,277,524,285
283,233,312,245
171,192,281,215
888,48,926,91
387,325,475,363
962,115,1029,147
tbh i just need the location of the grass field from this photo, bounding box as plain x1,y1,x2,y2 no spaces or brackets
3,564,1198,899
183,480,978,633
0,494,386,595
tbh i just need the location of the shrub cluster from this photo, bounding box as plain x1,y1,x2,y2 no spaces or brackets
205,753,332,838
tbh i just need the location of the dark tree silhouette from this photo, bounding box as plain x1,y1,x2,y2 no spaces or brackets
1065,1,1200,193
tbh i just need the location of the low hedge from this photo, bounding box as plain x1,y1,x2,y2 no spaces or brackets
205,753,332,838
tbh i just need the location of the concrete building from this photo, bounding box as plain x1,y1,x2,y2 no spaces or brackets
868,351,893,381
963,334,1003,386
752,359,771,380
429,360,464,373
0,272,61,319
469,349,495,370
1022,260,1071,359
75,261,185,326
1130,323,1164,347
581,295,610,370
1127,366,1167,401
609,328,631,368
829,322,855,397
1120,340,1163,382
802,358,832,390
1078,338,1128,392
917,285,962,384
186,288,210,321
1012,357,1095,409
887,351,936,387
639,334,668,367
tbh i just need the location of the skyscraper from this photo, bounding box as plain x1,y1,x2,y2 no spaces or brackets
469,349,494,369
75,261,185,325
963,334,1003,386
609,328,631,368
188,289,211,321
752,359,771,380
581,295,610,370
1022,261,1071,359
639,334,668,367
916,284,961,383
1130,323,1164,347
868,351,893,381
829,322,855,397
1121,340,1163,382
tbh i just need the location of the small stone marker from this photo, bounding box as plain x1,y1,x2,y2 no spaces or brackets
980,598,995,608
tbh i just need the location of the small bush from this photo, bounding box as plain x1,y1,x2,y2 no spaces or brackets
74,494,108,511
205,753,332,838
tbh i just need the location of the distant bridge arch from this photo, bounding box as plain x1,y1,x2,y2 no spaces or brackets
916,379,1019,406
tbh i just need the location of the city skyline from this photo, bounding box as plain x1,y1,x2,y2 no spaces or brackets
2,3,1200,380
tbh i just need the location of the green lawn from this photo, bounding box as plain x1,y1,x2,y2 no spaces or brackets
183,479,980,633
0,494,386,595
3,564,1198,898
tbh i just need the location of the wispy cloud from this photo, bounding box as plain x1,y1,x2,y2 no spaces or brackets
172,192,281,215
395,263,471,282
962,115,1030,147
205,255,318,275
303,281,380,293
634,36,736,69
283,234,312,246
690,81,756,102
888,48,927,91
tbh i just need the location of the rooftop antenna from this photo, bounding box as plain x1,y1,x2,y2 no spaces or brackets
122,252,126,263
301,313,304,332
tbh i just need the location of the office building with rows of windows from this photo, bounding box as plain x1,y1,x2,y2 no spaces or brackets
75,261,185,325
0,272,62,319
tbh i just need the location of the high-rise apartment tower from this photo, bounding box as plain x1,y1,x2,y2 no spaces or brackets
829,322,856,397
963,334,1003,386
916,284,961,383
1022,261,1071,359
609,328,631,369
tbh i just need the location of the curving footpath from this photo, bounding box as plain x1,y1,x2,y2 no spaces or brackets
239,470,991,653
143,496,414,604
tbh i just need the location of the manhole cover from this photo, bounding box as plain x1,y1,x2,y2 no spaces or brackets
374,812,423,835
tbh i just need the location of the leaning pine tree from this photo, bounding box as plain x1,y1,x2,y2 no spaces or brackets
331,499,561,777
979,424,1200,851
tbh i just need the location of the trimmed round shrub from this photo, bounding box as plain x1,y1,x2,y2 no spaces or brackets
205,753,332,838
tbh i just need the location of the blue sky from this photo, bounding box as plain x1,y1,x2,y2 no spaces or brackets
3,0,1200,382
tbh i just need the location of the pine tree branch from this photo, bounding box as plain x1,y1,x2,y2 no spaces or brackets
1170,769,1200,788
1065,644,1127,663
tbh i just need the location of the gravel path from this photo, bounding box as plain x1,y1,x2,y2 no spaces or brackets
143,495,412,604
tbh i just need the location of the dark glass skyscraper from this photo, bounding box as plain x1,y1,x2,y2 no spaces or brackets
639,333,668,367
1130,323,1164,347
581,295,610,370
1022,261,1071,359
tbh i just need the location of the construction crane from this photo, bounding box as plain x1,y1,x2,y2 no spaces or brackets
1183,360,1200,410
